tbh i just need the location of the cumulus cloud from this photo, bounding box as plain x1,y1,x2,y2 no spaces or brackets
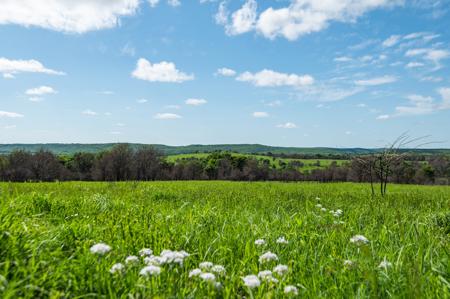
25,86,57,96
277,122,297,129
0,0,141,33
0,111,24,118
0,58,65,77
226,0,257,35
237,69,314,88
216,67,236,77
185,98,207,106
354,75,397,86
132,58,194,83
154,113,182,119
219,0,403,40
137,98,148,103
252,111,269,118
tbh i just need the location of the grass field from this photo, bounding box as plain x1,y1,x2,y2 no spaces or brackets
167,153,348,172
1,182,449,298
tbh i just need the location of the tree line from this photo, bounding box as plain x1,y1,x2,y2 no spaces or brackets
0,144,448,185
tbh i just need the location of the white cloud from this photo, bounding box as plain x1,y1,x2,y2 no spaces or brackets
405,48,450,66
334,56,352,62
3,73,15,79
216,67,236,77
420,76,443,82
99,90,115,95
378,89,450,119
0,58,64,76
3,125,17,129
215,1,229,25
148,0,160,8
110,131,122,135
132,58,194,83
185,98,207,106
277,122,297,129
376,114,390,120
154,113,182,119
0,0,141,33
137,98,148,103
382,35,401,47
225,0,257,35
0,111,24,118
26,86,57,96
252,111,269,118
406,62,424,68
237,69,314,88
82,109,98,116
354,75,397,86
264,100,282,107
223,0,404,41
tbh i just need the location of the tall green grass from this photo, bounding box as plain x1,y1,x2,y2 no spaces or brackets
0,182,449,298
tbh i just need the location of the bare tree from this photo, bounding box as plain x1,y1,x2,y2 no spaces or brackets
353,133,434,197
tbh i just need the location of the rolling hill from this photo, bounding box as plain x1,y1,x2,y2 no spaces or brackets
0,143,449,156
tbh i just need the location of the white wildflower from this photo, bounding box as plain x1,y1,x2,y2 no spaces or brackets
258,270,273,280
159,250,190,265
257,270,278,283
144,255,164,265
315,204,322,208
199,261,214,270
273,264,288,276
109,263,124,274
211,265,226,275
139,265,161,277
90,243,111,255
189,268,202,278
284,285,299,295
350,235,369,246
242,275,260,288
125,255,139,265
255,239,266,246
333,220,345,225
139,248,153,257
378,259,392,269
199,272,216,282
315,197,321,200
259,251,278,263
321,208,327,212
334,209,343,217
276,236,289,244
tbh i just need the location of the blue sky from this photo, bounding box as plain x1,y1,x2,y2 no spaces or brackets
0,0,449,147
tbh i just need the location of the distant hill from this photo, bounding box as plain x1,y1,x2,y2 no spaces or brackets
0,143,449,156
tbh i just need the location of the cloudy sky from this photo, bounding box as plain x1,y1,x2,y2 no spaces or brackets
0,0,449,147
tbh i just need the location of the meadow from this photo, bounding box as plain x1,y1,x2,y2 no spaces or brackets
166,153,347,172
0,181,449,298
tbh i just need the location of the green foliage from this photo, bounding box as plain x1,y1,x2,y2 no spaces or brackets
0,182,449,298
1,143,449,156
